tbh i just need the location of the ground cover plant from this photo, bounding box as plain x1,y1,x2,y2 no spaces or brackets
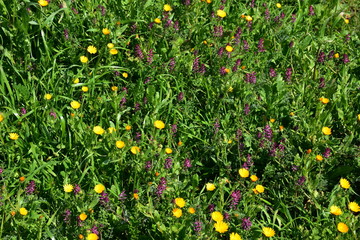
0,0,359,239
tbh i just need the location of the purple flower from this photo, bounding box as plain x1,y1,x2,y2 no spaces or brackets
289,41,294,48
291,14,296,22
213,25,224,37
236,129,242,140
309,5,315,16
99,191,109,206
0,168,3,174
64,29,69,40
208,204,215,212
243,40,249,51
164,158,173,169
244,104,250,115
156,177,167,197
147,49,154,64
134,44,144,59
194,221,202,232
171,124,177,135
327,50,334,59
258,38,265,52
120,97,127,107
319,77,325,88
63,209,71,224
192,57,199,72
183,158,192,168
263,125,273,140
90,225,99,235
250,0,256,8
264,8,270,20
72,7,78,14
183,0,191,5
145,161,152,171
230,190,241,209
233,27,242,45
168,58,176,71
131,24,137,33
119,190,127,201
218,47,224,57
323,148,331,158
49,111,57,119
285,68,292,82
214,119,220,134
317,51,326,63
173,21,179,31
135,132,141,142
178,92,184,101
73,184,81,195
269,68,277,77
245,72,256,84
144,77,151,84
224,212,231,221
20,108,27,115
25,180,36,195
291,165,299,172
297,176,306,185
199,64,206,74
342,54,350,64
98,5,106,16
219,66,227,75
280,12,285,19
344,34,351,42
148,22,155,29
241,217,252,230
242,154,253,169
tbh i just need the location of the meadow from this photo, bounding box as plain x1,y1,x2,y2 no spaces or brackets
0,0,359,239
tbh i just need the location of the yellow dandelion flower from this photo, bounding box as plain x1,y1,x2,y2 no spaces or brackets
330,205,342,215
110,49,118,55
344,19,349,24
348,202,360,212
250,175,258,182
19,208,28,216
154,120,165,129
188,207,196,214
80,56,88,63
38,0,48,7
177,141,183,146
230,232,242,240
133,193,139,200
245,15,253,21
211,211,224,222
225,45,233,52
316,155,323,161
78,234,84,239
87,45,97,54
214,221,229,233
322,127,331,135
73,78,80,84
9,133,19,140
122,72,128,78
238,168,249,178
337,222,349,233
163,4,172,11
81,86,89,92
64,184,74,193
102,28,111,35
44,93,52,100
174,198,186,208
93,126,105,135
340,178,350,189
270,118,276,123
130,146,140,154
255,184,265,193
165,148,172,154
125,125,132,131
79,213,87,221
111,86,118,91
206,183,216,191
107,43,114,49
154,18,161,23
262,227,275,237
172,208,182,218
87,233,99,240
276,3,281,8
334,53,340,58
0,113,4,122
108,127,116,133
70,101,81,109
94,184,105,193
116,141,125,149
217,9,226,18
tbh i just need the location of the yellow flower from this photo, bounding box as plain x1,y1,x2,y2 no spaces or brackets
70,101,81,109
357,114,360,121
125,125,132,131
217,9,226,18
225,46,233,52
87,45,97,54
245,15,253,21
214,221,229,233
73,78,80,84
322,127,331,135
290,112,295,116
276,3,281,8
228,87,233,92
330,205,342,215
163,4,172,11
319,97,330,104
174,198,186,208
154,120,165,129
165,148,172,154
44,93,52,100
19,208,28,216
110,49,118,55
206,0,211,3
116,141,125,149
154,18,161,23
79,213,88,221
340,178,350,189
211,211,224,222
344,19,349,24
316,155,323,161
107,43,114,49
82,86,89,92
130,146,140,154
108,127,116,133
262,227,275,237
38,0,48,7
206,183,216,191
238,168,249,178
270,118,276,123
87,233,99,240
337,222,349,233
250,175,258,182
177,141,183,146
102,28,111,35
93,126,105,135
230,232,242,240
334,53,340,58
255,184,265,193
133,193,139,199
64,184,74,193
122,72,128,78
111,86,118,91
9,133,19,140
172,208,182,218
79,234,84,239
94,184,105,193
80,56,88,63
348,202,360,212
188,207,196,214
279,126,284,131
0,113,4,122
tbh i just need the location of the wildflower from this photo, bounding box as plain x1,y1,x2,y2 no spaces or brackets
342,54,350,64
154,120,165,129
118,190,127,201
279,126,284,131
64,184,74,192
337,222,349,233
348,202,360,212
133,193,139,200
87,233,99,240
206,183,216,191
0,113,4,122
217,10,226,18
188,207,196,214
172,208,182,218
73,184,81,195
93,126,105,135
122,72,128,78
250,175,258,182
241,217,252,230
116,141,125,149
309,5,315,16
111,86,118,91
79,234,84,239
154,18,161,23
258,38,265,52
296,176,306,185
285,68,292,81
102,28,111,35
175,198,186,208
214,221,229,233
108,127,116,133
156,177,167,197
130,146,140,154
334,53,340,58
164,158,173,169
19,208,28,216
322,127,331,135
9,133,19,140
87,45,97,54
165,148,172,154
44,93,52,100
79,213,87,221
70,101,81,109
25,181,36,194
317,51,326,63
254,185,265,194
239,168,249,178
99,191,110,205
245,15,253,21
211,211,224,222
82,86,89,92
107,43,114,49
194,221,202,232
330,206,342,215
316,155,323,161
63,209,71,224
163,4,172,11
276,3,281,8
230,233,242,240
94,184,105,194
244,72,256,84
38,0,48,7
225,46,233,52
262,227,275,237
109,49,118,55
319,77,326,88
183,158,192,168
19,176,25,182
80,56,88,63
344,19,349,24
340,178,350,189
